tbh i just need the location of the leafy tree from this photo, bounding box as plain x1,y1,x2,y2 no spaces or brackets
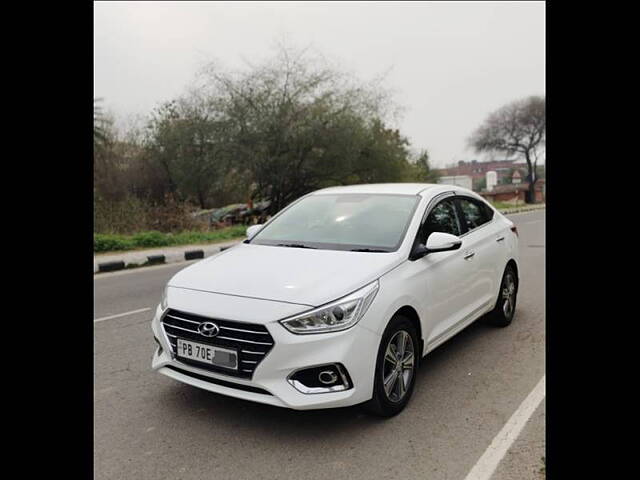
96,44,428,233
197,45,411,213
408,150,439,183
144,94,243,209
468,96,545,203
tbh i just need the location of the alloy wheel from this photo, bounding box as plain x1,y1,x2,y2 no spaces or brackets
382,330,415,403
502,272,516,318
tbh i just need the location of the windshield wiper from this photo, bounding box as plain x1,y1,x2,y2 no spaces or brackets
276,243,317,249
350,248,389,252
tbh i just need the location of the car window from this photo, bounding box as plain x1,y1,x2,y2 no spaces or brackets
418,198,461,244
457,197,493,231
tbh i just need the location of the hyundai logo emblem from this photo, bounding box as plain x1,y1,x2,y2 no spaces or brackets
198,321,220,338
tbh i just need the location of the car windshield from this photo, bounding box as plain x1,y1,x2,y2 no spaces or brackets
249,193,420,252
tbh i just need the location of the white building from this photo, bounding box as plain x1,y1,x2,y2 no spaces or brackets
486,171,498,191
437,175,473,191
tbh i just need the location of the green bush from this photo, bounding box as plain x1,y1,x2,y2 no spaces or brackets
131,231,169,248
94,234,134,252
94,194,206,235
94,225,248,253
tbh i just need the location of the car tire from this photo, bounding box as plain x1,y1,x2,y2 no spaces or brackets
484,264,518,327
364,315,419,417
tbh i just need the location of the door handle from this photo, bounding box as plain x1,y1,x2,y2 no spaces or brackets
463,251,475,260
496,236,505,242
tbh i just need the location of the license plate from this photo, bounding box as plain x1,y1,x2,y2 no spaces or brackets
176,338,238,370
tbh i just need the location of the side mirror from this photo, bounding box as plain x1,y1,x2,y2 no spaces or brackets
246,224,263,239
409,232,462,260
426,232,462,253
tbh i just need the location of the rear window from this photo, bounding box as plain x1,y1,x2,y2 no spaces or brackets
456,197,494,231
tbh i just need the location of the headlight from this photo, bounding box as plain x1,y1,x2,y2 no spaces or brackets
160,285,168,311
280,280,379,334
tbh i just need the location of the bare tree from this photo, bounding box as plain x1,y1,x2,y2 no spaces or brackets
94,98,109,151
469,96,545,203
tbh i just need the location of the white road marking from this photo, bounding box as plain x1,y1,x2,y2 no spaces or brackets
94,307,152,323
463,375,545,480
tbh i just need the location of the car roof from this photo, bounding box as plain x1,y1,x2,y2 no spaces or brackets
312,183,478,198
313,183,439,196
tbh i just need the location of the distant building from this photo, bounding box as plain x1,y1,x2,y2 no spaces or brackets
436,159,525,189
480,179,545,204
511,170,522,184
486,171,498,191
437,175,473,190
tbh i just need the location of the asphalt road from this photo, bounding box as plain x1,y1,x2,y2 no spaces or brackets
94,209,545,480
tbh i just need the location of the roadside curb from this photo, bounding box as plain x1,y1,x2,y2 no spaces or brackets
499,204,546,215
94,240,241,274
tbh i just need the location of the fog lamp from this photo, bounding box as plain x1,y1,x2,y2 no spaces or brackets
287,363,352,394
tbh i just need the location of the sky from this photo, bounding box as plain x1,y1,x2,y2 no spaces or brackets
94,1,545,168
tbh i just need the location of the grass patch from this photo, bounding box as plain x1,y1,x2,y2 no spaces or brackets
490,201,546,212
94,225,247,253
492,201,530,210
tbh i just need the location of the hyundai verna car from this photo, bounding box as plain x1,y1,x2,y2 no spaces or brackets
151,183,519,416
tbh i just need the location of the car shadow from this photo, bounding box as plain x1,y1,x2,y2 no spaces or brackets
160,314,501,433
415,316,495,379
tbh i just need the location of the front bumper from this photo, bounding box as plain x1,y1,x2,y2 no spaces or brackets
151,304,381,410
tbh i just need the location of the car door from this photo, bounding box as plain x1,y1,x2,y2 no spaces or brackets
454,195,504,312
405,194,476,346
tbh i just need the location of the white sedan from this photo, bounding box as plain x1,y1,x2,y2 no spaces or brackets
151,183,519,416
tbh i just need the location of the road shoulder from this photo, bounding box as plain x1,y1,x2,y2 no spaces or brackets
94,239,240,273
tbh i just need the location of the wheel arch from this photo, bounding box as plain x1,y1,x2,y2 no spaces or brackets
492,258,520,311
505,258,520,288
392,305,424,360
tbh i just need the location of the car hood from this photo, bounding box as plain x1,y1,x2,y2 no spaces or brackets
169,243,404,307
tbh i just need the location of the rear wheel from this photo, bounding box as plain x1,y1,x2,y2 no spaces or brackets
364,315,418,417
484,264,518,327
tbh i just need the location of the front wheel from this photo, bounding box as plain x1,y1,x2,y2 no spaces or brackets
364,315,419,417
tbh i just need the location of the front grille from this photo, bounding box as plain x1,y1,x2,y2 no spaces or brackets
161,308,275,379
